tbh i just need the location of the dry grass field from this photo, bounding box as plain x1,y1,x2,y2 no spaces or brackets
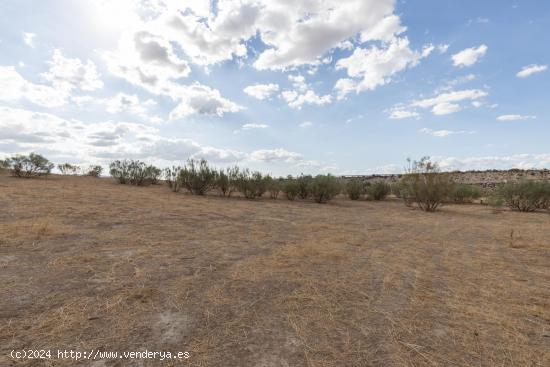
1,174,549,367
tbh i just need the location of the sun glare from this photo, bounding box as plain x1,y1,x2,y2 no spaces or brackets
88,0,142,33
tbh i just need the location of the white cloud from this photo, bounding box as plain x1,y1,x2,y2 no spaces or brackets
359,14,406,43
281,89,331,109
168,82,243,119
241,123,269,130
105,93,156,116
253,0,400,70
516,64,547,78
334,38,433,98
250,148,302,163
431,102,461,115
42,49,103,92
0,105,245,165
243,83,279,100
389,109,419,120
119,0,406,73
471,101,483,108
420,128,475,137
437,44,450,54
22,32,36,48
280,74,332,109
0,66,65,108
104,30,241,119
444,74,476,88
288,74,307,91
496,114,536,121
161,3,258,66
104,30,190,90
194,147,246,163
299,121,314,128
410,89,488,116
451,44,488,67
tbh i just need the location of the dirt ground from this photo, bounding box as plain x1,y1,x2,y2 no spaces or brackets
1,174,549,367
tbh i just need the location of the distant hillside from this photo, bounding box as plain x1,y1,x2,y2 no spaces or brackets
343,169,550,188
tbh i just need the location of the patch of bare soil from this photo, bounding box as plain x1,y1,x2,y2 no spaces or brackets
1,174,549,366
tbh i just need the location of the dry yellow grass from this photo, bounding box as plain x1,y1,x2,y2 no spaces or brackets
0,174,549,366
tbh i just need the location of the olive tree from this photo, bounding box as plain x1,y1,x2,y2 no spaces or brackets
163,166,183,192
109,160,161,186
5,153,54,178
346,179,366,200
178,159,217,195
58,163,81,175
495,180,550,212
86,165,103,177
308,174,341,203
399,157,455,212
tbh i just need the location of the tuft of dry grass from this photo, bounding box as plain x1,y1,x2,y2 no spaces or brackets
0,174,549,366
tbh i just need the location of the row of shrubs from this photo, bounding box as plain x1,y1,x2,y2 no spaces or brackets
493,180,550,212
110,157,542,210
110,159,343,203
393,157,550,212
58,163,103,177
0,153,103,178
3,153,549,212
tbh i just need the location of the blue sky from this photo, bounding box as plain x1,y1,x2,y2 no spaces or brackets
0,0,548,175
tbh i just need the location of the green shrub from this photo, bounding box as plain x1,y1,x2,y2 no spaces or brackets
346,179,365,200
308,174,341,203
58,163,81,175
86,165,103,177
5,153,54,178
163,166,183,192
215,169,230,197
233,168,263,199
109,160,161,186
451,184,482,203
297,174,313,199
495,180,550,212
0,159,8,174
487,195,504,213
366,181,391,201
253,172,269,197
283,177,300,201
267,177,283,199
178,159,217,195
399,157,455,212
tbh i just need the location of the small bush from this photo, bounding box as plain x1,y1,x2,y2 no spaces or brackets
163,166,183,192
0,159,8,174
346,179,365,200
267,177,282,200
86,165,103,177
487,195,504,213
253,172,269,197
215,169,230,197
451,184,482,203
366,181,391,201
58,163,81,175
495,180,550,212
5,153,54,178
283,177,300,201
179,159,217,195
399,157,455,212
232,169,258,199
308,174,341,203
297,174,313,199
109,160,161,186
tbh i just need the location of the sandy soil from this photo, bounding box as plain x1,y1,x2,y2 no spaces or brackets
1,174,549,366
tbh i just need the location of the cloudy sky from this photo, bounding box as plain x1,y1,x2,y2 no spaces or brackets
0,0,549,175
